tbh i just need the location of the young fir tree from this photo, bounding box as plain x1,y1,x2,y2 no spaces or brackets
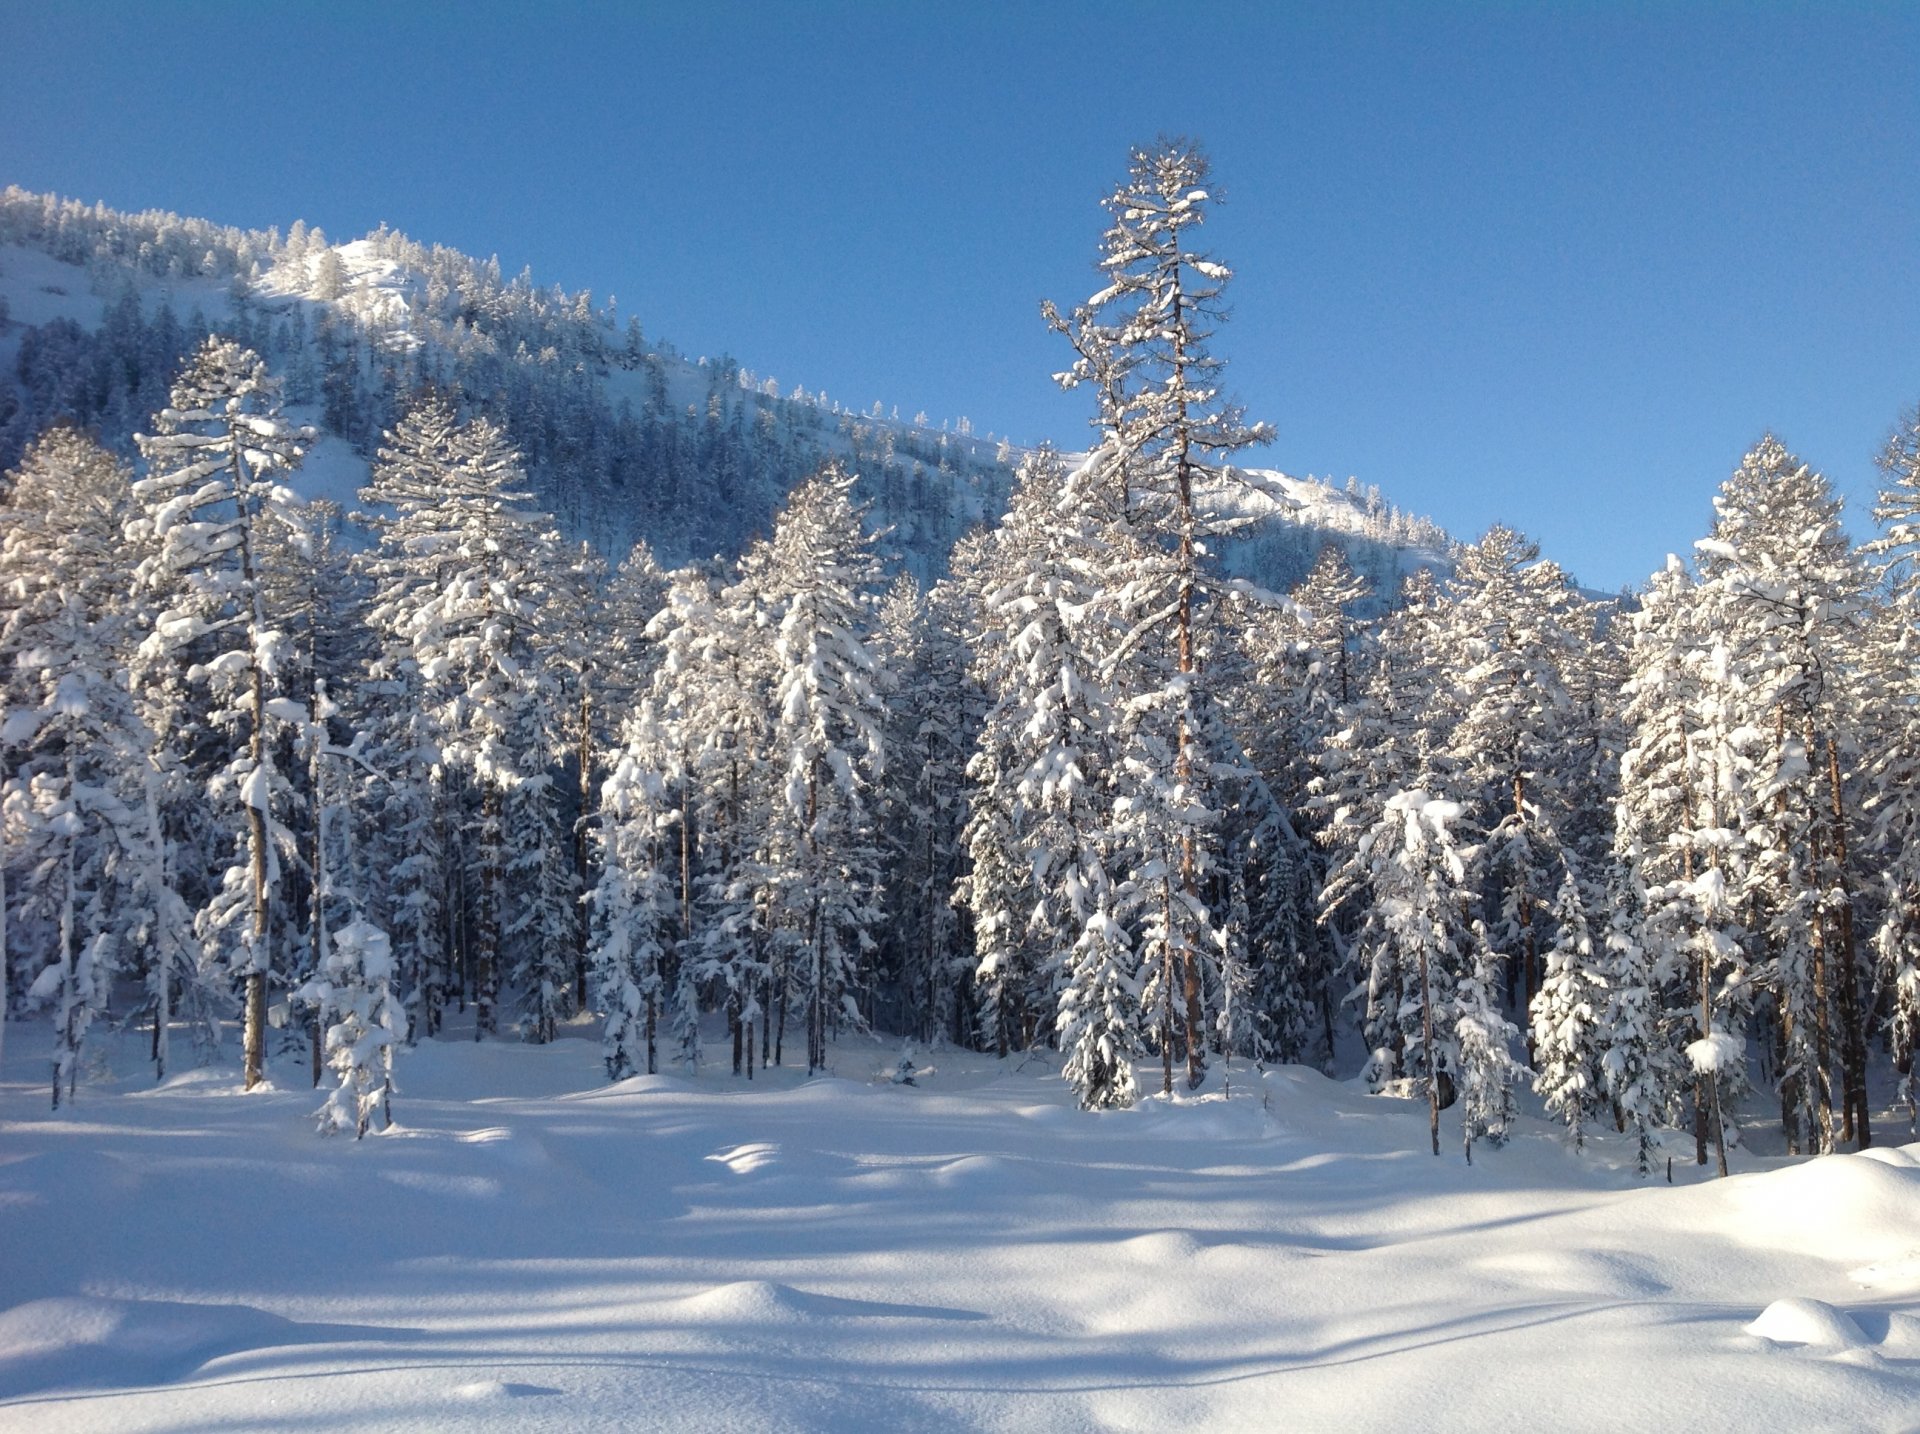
132,338,312,1089
307,916,397,1138
1043,139,1277,1094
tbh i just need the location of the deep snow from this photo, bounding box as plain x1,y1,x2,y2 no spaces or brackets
3,1020,1919,1432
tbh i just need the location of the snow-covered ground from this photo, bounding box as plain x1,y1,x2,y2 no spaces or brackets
3,1021,1919,1432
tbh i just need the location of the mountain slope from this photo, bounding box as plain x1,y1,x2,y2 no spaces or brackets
0,186,1454,594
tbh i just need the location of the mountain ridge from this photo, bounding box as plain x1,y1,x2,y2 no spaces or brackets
0,185,1455,601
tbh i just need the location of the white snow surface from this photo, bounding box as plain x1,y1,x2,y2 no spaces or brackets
4,1023,1920,1432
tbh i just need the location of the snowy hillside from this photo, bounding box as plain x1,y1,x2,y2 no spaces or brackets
3,1022,1918,1432
0,187,1455,591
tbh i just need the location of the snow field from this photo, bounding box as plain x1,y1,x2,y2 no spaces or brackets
3,1024,1920,1431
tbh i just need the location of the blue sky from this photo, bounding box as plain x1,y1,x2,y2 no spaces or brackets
6,1,1915,589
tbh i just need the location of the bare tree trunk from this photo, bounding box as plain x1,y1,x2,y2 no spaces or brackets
1420,941,1439,1157
1779,1001,1801,1155
1701,922,1729,1178
144,762,172,1080
242,653,272,1090
573,682,595,1012
1801,729,1836,1154
1825,736,1870,1149
475,782,501,1040
309,729,327,1090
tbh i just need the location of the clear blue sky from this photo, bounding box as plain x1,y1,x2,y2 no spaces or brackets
6,1,1915,590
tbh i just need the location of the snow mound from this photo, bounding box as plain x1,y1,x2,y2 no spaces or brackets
0,1295,297,1398
1123,1230,1206,1265
930,1154,1019,1190
673,1281,986,1326
450,1378,563,1400
1747,1298,1868,1350
677,1279,822,1324
1720,1148,1920,1267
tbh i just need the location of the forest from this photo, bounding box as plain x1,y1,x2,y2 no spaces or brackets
3,143,1918,1177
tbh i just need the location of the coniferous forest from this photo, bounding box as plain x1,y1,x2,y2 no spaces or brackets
4,142,1920,1179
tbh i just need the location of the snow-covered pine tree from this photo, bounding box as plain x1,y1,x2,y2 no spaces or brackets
1864,403,1920,1128
571,540,667,1011
959,448,1126,1076
1316,568,1449,1080
355,395,560,1041
1612,555,1705,1130
1595,867,1671,1175
761,467,887,1074
590,699,680,1079
1695,436,1874,1153
0,429,197,1103
353,394,460,1036
1531,868,1606,1148
1455,917,1521,1158
307,916,397,1138
1374,790,1476,1155
132,338,313,1089
643,556,777,1074
1439,526,1580,1040
1044,139,1277,1093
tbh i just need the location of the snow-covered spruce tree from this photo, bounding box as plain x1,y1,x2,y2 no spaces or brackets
1316,568,1449,1081
1455,916,1521,1159
761,467,887,1074
643,556,777,1075
1612,557,1708,1133
1044,139,1277,1094
133,338,313,1090
567,540,666,1013
306,916,397,1138
1439,526,1581,1035
959,447,1126,1074
590,699,680,1079
352,395,460,1037
1864,403,1920,1128
1671,599,1758,1176
0,429,196,1103
1243,543,1372,814
1531,868,1606,1149
1373,790,1477,1156
355,396,563,1041
1695,437,1875,1153
1595,867,1671,1175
